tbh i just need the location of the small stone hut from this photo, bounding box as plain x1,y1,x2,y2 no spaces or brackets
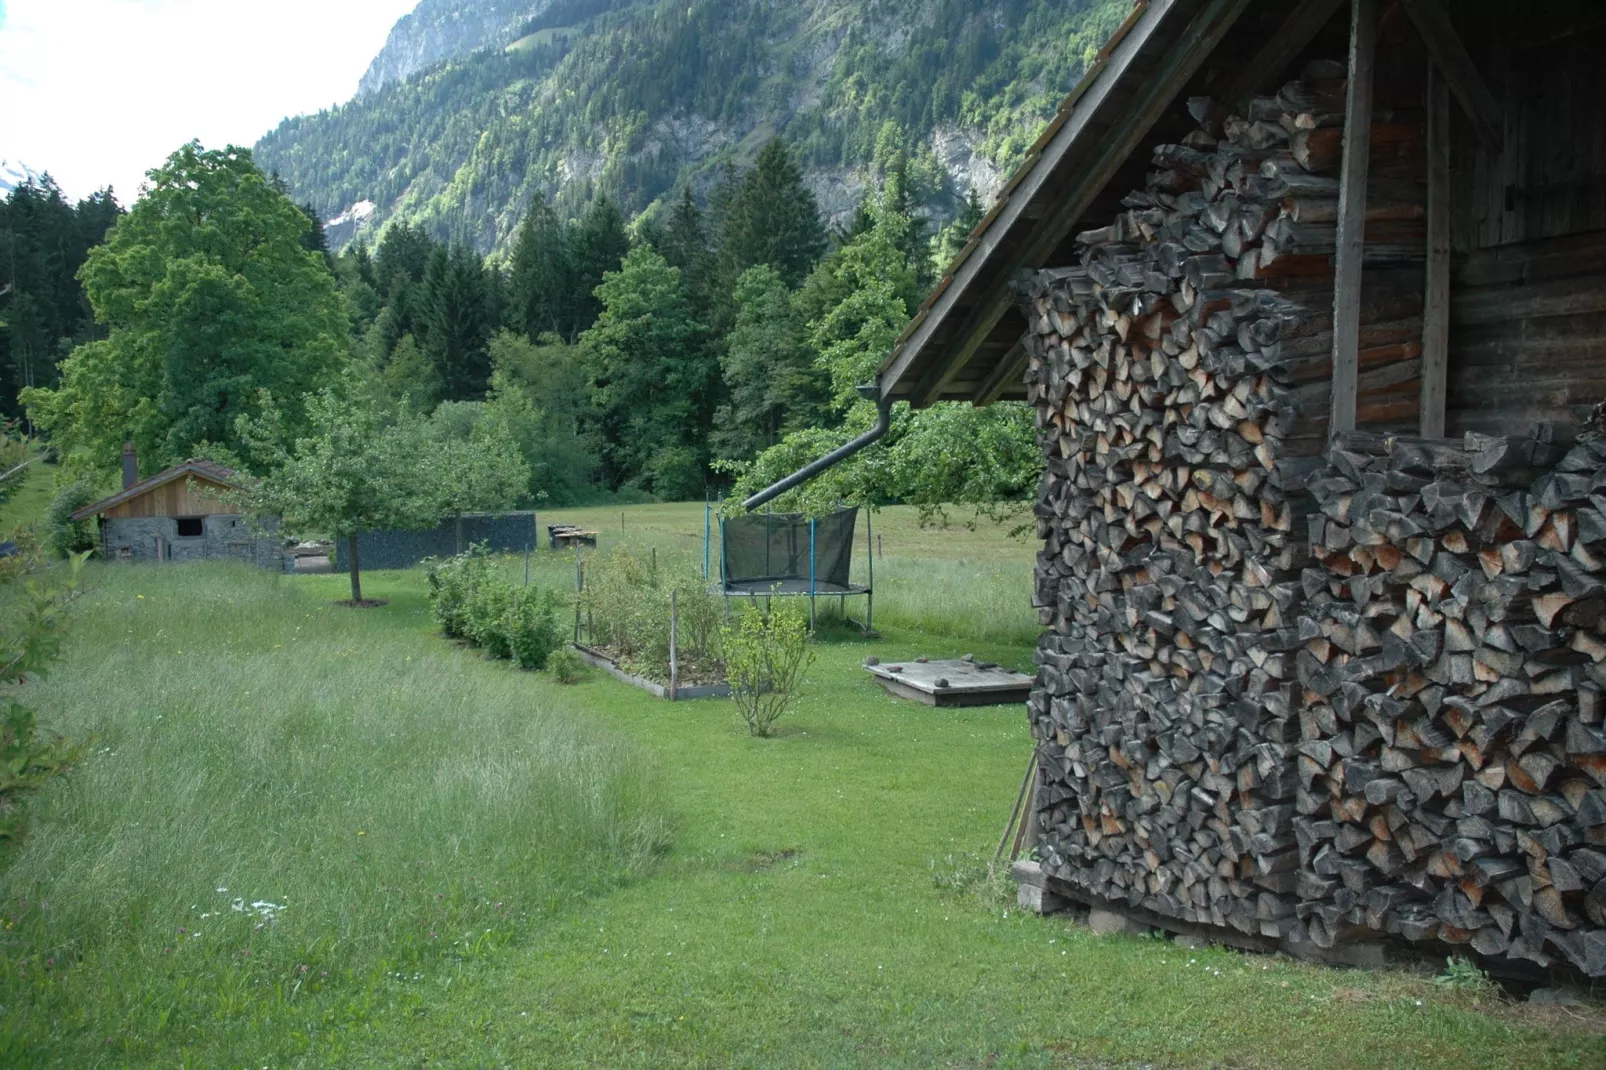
72,446,281,567
754,0,1606,977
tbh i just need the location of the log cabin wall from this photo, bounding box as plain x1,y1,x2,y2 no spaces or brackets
1022,20,1606,975
1444,21,1606,435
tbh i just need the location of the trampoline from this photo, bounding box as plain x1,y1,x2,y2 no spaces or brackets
711,506,874,631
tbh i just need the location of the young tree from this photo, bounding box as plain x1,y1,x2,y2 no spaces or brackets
653,185,717,322
579,246,710,493
244,389,436,604
22,143,347,475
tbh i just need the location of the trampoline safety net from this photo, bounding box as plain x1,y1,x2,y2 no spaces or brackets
722,508,857,591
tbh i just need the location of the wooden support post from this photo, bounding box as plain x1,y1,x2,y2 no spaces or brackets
1421,65,1451,438
1330,0,1377,438
669,588,679,701
1401,0,1503,152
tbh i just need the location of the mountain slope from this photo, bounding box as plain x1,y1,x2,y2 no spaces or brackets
358,0,547,96
257,0,1129,253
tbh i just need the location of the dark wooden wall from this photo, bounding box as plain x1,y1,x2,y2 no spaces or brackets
1445,22,1606,434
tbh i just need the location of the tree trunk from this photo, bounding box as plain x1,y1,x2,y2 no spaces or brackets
348,533,363,604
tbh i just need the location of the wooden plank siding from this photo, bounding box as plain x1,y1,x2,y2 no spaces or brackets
103,477,237,520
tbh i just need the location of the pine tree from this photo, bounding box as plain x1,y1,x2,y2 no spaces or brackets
421,244,495,402
569,194,630,336
713,264,826,462
931,186,984,277
508,196,573,341
717,139,826,289
654,185,716,321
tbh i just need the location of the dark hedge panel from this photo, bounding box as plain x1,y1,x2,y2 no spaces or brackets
330,512,539,572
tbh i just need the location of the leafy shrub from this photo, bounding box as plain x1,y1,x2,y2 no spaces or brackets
43,479,101,558
466,579,515,659
723,601,815,737
505,588,561,670
546,646,585,684
426,547,562,671
425,545,495,639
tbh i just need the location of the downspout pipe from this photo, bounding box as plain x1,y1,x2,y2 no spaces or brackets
741,386,893,512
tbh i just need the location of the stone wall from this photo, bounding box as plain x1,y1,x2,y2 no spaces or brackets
102,515,282,568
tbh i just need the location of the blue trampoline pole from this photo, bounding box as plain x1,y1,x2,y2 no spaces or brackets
809,517,817,631
704,498,711,580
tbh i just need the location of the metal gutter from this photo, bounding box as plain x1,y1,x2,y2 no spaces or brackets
741,389,894,512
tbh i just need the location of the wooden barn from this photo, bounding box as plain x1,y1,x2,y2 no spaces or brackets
754,0,1606,976
72,445,282,567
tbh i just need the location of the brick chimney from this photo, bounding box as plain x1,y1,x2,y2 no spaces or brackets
121,442,138,489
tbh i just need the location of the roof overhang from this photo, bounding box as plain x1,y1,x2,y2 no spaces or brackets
71,460,243,521
876,0,1329,409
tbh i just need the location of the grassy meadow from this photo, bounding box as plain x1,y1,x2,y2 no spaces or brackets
2,503,1603,1066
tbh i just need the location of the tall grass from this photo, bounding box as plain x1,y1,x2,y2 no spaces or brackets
0,564,669,1063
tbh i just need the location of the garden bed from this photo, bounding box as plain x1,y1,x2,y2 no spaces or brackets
572,642,731,700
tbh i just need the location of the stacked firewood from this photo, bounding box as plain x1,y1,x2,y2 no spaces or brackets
1295,425,1606,972
1019,63,1427,939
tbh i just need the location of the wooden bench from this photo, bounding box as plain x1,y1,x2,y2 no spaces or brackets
548,524,598,550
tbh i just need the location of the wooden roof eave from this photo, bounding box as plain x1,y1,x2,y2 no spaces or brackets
70,460,243,521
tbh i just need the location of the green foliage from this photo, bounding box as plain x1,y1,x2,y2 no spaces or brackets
713,265,827,462
422,243,497,401
545,645,586,684
0,178,121,421
722,600,814,737
41,479,101,558
1435,956,1494,993
724,182,1041,518
483,333,598,505
0,537,87,845
23,143,348,476
508,196,575,341
425,545,494,640
580,246,713,493
426,547,562,670
582,546,722,682
716,139,826,291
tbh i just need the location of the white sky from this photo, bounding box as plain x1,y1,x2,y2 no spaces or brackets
0,0,421,203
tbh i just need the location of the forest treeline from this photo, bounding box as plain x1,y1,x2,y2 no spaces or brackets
7,138,1039,518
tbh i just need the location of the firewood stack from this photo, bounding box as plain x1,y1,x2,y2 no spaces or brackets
1019,58,1606,976
1021,60,1427,940
1295,426,1606,972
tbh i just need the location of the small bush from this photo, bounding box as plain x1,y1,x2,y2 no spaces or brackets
723,601,815,737
547,646,585,684
505,588,561,670
425,546,495,639
466,580,515,659
426,547,562,671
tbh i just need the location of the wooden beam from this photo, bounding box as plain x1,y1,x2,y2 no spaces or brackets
1401,0,1504,152
1330,0,1378,438
1224,0,1347,113
972,338,1030,406
1420,66,1451,438
906,0,1254,408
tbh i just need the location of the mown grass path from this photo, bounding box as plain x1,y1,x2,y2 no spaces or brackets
4,504,1603,1066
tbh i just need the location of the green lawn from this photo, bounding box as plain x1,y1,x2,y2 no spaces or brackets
3,504,1602,1066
